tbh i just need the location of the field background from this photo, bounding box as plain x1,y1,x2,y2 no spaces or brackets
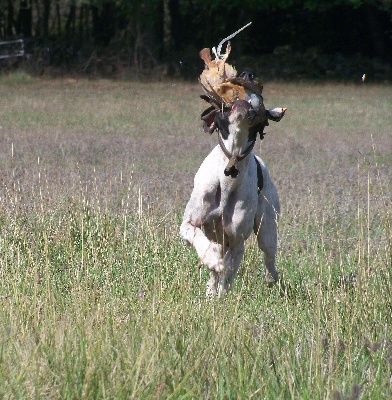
0,74,391,399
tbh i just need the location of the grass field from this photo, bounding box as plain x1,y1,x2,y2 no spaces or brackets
0,72,391,399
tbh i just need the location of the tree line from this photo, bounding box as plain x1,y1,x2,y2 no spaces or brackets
0,1,391,79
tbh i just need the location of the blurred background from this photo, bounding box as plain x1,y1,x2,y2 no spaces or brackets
0,0,391,81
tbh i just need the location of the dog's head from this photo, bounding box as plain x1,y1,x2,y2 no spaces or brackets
201,98,267,139
229,99,264,125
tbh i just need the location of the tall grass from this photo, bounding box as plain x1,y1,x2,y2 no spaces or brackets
0,77,391,398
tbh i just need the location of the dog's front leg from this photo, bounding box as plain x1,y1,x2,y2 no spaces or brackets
180,221,225,273
206,270,219,298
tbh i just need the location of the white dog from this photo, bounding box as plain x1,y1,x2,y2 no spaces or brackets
180,98,285,297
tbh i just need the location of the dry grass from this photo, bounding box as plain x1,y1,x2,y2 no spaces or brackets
1,78,390,211
0,75,391,399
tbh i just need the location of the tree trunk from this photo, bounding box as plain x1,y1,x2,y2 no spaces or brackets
91,5,99,43
78,4,84,43
7,0,14,37
364,5,388,59
168,0,181,50
91,2,116,45
55,0,61,35
43,0,50,37
65,2,76,40
21,0,33,37
34,0,42,37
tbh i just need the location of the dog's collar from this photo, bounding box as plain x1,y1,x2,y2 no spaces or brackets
217,132,256,178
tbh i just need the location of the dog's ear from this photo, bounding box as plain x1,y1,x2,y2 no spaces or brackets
214,110,230,140
201,106,218,134
267,107,287,122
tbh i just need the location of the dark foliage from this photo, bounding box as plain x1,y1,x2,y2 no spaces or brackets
0,1,391,80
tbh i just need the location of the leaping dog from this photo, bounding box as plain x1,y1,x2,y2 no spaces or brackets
180,93,286,297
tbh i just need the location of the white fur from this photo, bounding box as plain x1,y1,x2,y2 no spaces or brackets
180,104,280,297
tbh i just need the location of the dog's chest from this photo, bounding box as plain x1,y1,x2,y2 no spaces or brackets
202,184,257,242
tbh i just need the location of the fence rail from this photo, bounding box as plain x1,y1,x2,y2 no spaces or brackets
0,39,24,59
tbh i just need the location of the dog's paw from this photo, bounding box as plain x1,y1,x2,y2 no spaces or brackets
213,259,225,273
205,284,217,299
203,242,225,273
206,273,217,298
264,270,279,286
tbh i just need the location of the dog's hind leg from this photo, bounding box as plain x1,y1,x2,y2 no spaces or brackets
254,197,280,284
217,242,245,295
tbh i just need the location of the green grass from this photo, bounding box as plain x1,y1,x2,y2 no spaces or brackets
0,71,35,85
0,76,391,399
